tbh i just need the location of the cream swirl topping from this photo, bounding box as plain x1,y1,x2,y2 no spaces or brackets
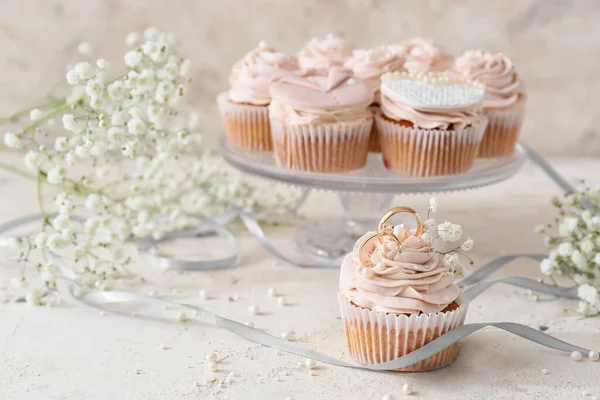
390,37,453,73
344,46,405,97
453,50,526,110
297,34,354,75
229,41,299,105
340,227,460,314
269,100,372,125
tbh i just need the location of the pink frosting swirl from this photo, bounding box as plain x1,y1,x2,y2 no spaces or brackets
340,228,460,314
344,46,405,102
390,37,453,73
229,41,299,105
380,86,483,130
453,50,526,110
297,34,354,75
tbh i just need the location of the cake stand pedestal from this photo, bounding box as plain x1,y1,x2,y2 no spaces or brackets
220,139,526,262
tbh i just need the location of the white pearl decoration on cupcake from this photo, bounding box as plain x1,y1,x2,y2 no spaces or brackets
380,70,485,110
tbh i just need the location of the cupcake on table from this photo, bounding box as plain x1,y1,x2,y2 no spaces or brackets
389,37,454,73
344,46,405,152
297,33,354,75
376,70,487,176
454,50,526,158
268,67,374,173
339,204,472,372
217,41,299,152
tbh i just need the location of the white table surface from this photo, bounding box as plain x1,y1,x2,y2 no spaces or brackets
1,156,599,400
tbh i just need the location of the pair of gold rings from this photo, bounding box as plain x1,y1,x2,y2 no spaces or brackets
358,206,424,267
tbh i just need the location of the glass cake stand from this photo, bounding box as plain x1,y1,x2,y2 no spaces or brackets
220,139,526,262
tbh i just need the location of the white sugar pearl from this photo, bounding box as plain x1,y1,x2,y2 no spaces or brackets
99,311,107,316
207,361,218,372
308,370,317,376
570,350,583,361
148,291,156,297
194,381,202,388
198,290,207,299
278,297,287,306
159,343,168,350
245,321,255,327
361,267,374,278
258,40,268,48
401,383,413,395
178,312,188,322
205,352,217,362
281,331,292,341
541,368,549,375
591,396,598,400
373,262,386,273
304,358,316,369
268,287,277,297
386,241,398,251
347,78,356,85
248,305,260,315
382,395,392,400
589,350,599,361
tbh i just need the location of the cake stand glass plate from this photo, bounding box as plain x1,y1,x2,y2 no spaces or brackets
220,139,527,263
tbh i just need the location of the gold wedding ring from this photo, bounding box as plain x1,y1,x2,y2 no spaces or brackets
358,206,424,267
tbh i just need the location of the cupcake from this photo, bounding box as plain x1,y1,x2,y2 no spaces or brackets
297,34,354,75
344,46,405,152
376,71,487,176
453,50,526,158
269,67,374,172
339,205,469,372
217,41,299,151
389,37,453,73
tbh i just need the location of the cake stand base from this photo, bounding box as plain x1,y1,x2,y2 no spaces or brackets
294,193,394,261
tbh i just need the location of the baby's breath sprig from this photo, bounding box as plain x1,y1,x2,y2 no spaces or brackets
536,183,600,318
0,28,299,305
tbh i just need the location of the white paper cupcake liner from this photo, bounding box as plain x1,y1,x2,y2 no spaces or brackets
217,91,272,151
478,106,525,158
375,113,487,176
368,105,381,153
270,118,372,172
338,292,468,372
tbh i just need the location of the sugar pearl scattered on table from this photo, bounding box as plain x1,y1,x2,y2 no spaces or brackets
589,350,599,361
194,381,202,388
134,369,141,374
308,370,316,376
207,361,218,372
382,395,392,400
178,312,188,322
304,358,316,369
160,343,168,350
570,351,583,361
205,352,217,362
268,287,277,297
245,321,255,327
541,369,549,375
248,305,259,315
401,383,413,395
281,331,292,341
278,297,287,306
198,290,207,300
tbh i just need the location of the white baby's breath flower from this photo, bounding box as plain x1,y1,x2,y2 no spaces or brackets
125,32,139,46
540,258,554,275
85,194,103,211
111,110,128,126
578,284,599,306
25,291,42,306
66,68,80,85
438,221,462,242
534,224,545,234
180,59,191,76
77,42,92,56
24,151,39,171
594,253,600,265
577,301,590,315
46,166,66,185
557,242,574,257
124,50,143,68
10,276,27,289
52,214,71,231
40,262,60,281
54,136,69,152
571,250,588,271
45,232,66,252
444,253,458,267
428,196,438,213
581,239,595,254
34,232,48,249
29,108,43,121
4,132,22,149
460,237,474,252
66,86,86,105
96,58,108,69
424,218,436,231
74,61,94,80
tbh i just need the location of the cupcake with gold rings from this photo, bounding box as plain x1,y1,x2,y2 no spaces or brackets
376,70,487,176
453,50,526,158
217,41,299,151
339,204,472,372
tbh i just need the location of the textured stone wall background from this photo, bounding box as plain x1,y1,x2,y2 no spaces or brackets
0,0,599,155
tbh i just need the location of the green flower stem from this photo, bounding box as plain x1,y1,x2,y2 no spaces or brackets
0,97,64,125
20,102,71,135
37,171,50,226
